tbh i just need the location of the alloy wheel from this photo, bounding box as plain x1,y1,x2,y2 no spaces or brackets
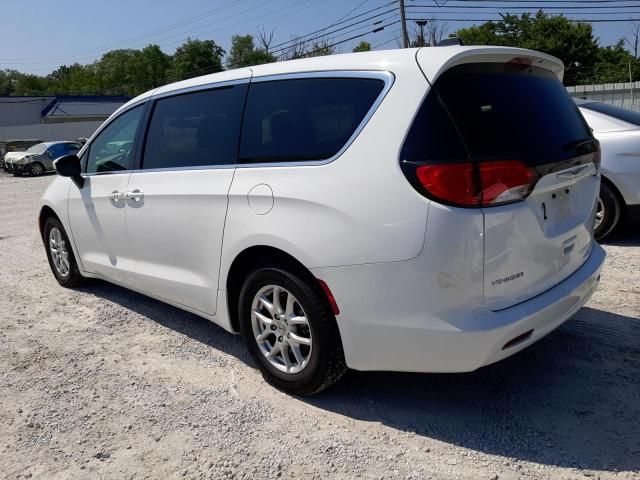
31,163,43,176
251,285,312,374
49,227,70,277
594,197,604,229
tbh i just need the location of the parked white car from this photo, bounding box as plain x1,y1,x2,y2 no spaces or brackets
39,47,605,394
576,100,640,239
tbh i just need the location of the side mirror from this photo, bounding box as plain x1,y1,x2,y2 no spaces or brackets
54,154,84,188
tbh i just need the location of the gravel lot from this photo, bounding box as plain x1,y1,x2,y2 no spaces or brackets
1,172,639,480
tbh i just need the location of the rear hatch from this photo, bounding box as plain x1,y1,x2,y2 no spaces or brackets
414,50,600,309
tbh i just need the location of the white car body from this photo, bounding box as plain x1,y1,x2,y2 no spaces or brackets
577,101,640,223
39,47,605,382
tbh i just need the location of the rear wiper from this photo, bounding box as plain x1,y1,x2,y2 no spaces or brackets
563,137,597,151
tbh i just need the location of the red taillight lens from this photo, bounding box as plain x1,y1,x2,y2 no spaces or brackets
415,160,538,207
416,162,478,206
478,160,538,205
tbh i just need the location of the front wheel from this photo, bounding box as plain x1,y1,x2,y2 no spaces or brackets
28,162,45,176
43,217,85,287
239,267,346,395
594,182,621,241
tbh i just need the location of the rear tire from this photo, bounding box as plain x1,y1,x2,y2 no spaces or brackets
594,182,621,241
239,267,346,395
43,216,85,287
28,162,45,176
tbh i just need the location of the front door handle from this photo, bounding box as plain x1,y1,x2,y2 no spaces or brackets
125,189,144,201
107,190,124,201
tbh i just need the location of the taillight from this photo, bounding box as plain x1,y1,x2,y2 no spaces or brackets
414,160,538,207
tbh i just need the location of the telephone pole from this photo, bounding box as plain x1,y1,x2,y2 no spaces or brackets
416,19,427,47
399,0,409,48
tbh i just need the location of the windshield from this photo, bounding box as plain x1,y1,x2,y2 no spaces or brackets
26,143,48,154
580,102,640,126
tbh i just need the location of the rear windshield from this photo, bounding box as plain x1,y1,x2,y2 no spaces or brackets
580,101,640,126
402,63,594,166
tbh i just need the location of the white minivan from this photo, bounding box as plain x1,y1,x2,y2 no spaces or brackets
40,47,606,394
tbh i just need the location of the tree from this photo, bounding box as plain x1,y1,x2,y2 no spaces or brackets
455,12,600,85
624,22,640,59
168,38,225,82
227,34,275,68
281,36,335,60
353,41,371,52
257,26,275,54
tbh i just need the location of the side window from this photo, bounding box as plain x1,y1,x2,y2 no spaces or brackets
142,85,247,170
239,77,385,163
86,106,143,174
62,143,81,154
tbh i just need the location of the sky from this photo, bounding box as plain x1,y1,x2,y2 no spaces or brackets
1,0,639,76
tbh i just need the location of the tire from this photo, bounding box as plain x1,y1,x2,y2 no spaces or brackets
594,182,621,241
28,162,45,176
239,267,346,395
43,216,85,287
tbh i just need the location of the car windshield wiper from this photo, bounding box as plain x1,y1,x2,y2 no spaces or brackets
563,137,597,151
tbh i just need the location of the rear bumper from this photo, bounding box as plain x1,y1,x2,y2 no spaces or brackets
314,242,605,373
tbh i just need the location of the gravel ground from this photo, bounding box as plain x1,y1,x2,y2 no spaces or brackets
1,172,639,480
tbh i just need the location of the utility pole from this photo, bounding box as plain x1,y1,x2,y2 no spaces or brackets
630,60,635,107
416,19,427,47
399,0,409,48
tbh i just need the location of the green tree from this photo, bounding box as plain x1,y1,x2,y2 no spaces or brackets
227,35,275,68
352,41,371,52
455,12,600,85
590,40,640,84
168,38,225,82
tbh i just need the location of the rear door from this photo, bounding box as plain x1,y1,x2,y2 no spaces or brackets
421,60,599,309
124,79,249,315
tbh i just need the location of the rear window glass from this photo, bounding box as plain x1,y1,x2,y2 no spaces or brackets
580,101,640,126
402,63,593,166
239,78,384,163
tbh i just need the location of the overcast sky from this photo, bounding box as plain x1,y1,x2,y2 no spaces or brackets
0,0,637,75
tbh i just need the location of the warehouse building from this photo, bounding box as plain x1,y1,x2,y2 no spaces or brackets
0,95,129,145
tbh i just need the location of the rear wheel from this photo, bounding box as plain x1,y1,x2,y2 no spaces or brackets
44,217,85,287
239,267,346,395
28,162,45,176
594,182,621,241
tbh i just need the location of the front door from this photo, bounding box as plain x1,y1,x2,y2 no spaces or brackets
68,105,144,283
125,81,248,315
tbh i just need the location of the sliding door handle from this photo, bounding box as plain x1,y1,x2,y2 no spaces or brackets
125,189,144,201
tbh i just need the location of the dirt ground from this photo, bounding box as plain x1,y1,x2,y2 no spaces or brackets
1,172,639,480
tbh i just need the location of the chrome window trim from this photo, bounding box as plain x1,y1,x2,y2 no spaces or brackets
150,77,251,101
237,70,394,169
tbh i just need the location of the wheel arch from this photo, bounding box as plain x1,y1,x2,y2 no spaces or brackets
225,245,332,334
38,205,59,239
601,174,628,214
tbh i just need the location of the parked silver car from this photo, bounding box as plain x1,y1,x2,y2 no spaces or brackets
576,100,640,239
4,141,82,176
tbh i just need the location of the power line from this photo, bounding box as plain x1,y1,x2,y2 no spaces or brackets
440,0,640,3
407,15,640,20
409,3,640,8
269,1,398,50
0,0,249,64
